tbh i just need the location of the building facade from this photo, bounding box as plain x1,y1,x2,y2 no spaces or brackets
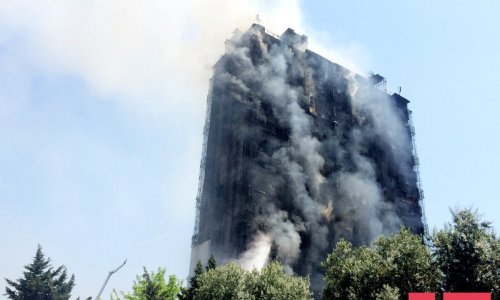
189,24,427,293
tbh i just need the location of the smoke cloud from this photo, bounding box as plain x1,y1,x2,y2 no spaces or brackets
1,0,409,288
214,27,414,291
238,232,272,271
0,0,383,297
0,0,305,117
0,0,404,270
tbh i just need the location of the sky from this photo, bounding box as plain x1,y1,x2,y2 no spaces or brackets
1,0,499,298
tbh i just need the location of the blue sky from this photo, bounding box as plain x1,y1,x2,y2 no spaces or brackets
1,1,499,298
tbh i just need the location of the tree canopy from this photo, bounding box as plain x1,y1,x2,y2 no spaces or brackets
178,260,204,300
112,267,180,300
4,245,75,300
7,208,499,300
323,208,500,299
206,255,217,272
322,227,441,300
432,208,500,298
194,261,312,300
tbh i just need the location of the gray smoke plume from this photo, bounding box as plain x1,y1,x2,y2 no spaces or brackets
216,26,413,287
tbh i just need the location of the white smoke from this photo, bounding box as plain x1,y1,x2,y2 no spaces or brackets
238,232,272,271
1,0,409,280
0,0,390,296
346,72,412,176
220,31,332,271
324,73,406,243
239,209,303,273
0,0,304,117
217,28,413,284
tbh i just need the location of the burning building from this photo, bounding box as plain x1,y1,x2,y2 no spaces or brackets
189,23,427,294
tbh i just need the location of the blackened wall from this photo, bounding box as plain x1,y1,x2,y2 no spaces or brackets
190,23,425,296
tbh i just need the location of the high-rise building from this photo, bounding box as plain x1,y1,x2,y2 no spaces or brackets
189,23,427,294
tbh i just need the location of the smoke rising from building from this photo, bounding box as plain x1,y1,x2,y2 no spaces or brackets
0,0,307,117
190,24,426,295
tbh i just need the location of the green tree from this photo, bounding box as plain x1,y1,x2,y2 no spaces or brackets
4,245,75,300
178,255,218,300
432,208,500,299
194,263,246,300
178,260,204,300
322,227,440,300
375,285,399,300
206,255,217,272
194,261,311,300
242,261,312,300
112,267,180,300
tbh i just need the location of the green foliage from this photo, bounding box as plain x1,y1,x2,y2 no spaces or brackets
112,267,180,300
323,209,500,299
206,255,217,272
375,285,399,300
322,227,440,300
194,261,312,300
190,260,204,291
4,245,75,300
194,263,246,300
242,261,312,300
432,208,500,298
178,260,204,300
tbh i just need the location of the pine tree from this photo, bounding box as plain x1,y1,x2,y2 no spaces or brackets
178,260,204,300
205,255,217,272
5,245,75,300
189,261,204,298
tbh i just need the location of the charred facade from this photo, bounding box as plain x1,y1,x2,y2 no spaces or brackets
189,24,427,294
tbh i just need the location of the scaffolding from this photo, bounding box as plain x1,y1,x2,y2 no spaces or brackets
190,25,429,298
408,110,429,242
192,79,214,244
